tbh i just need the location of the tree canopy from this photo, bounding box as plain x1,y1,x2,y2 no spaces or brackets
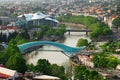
112,17,120,28
0,39,27,73
74,66,103,80
76,38,88,47
27,59,68,80
6,53,27,74
92,53,120,69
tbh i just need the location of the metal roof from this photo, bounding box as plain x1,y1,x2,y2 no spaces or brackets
17,12,58,23
17,41,85,54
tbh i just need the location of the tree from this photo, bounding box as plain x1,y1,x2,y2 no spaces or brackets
107,56,118,69
74,66,103,80
50,64,67,80
0,52,7,64
54,29,64,38
76,38,88,47
35,59,51,75
0,39,20,64
83,16,92,27
27,59,67,79
74,66,86,80
89,70,99,80
7,31,18,42
90,27,102,39
6,53,27,74
45,28,54,37
27,64,35,72
107,60,118,69
92,54,100,68
103,27,113,35
112,17,120,32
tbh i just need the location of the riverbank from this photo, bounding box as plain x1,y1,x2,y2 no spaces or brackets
61,22,86,28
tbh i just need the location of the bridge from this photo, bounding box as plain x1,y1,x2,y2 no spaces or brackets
66,29,92,35
17,41,85,55
0,41,86,55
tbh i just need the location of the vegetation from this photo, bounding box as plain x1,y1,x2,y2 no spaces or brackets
0,24,66,43
0,29,30,43
0,39,27,73
0,22,66,75
74,65,104,80
101,40,120,54
112,17,120,32
27,59,68,80
6,53,27,74
31,24,66,41
89,43,97,50
76,38,88,47
57,14,113,40
0,31,68,76
92,53,120,69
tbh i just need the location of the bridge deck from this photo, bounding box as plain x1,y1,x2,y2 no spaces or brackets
66,29,92,32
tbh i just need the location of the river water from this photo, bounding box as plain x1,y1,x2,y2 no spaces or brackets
24,26,90,66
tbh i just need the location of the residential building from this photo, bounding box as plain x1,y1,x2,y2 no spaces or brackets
0,17,17,26
0,66,21,80
78,54,94,68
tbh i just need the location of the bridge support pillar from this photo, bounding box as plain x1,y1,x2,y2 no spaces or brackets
86,32,88,36
68,31,70,35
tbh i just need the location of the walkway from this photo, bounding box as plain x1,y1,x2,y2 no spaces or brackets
18,41,85,54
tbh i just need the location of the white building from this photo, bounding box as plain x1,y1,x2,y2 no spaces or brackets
16,12,59,27
33,75,60,80
78,55,94,68
0,67,20,80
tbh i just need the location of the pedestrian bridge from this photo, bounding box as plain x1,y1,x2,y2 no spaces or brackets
17,41,85,54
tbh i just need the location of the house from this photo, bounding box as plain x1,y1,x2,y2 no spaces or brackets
0,66,20,80
0,17,17,26
78,54,94,68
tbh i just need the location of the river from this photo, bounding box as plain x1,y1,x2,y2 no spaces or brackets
24,26,90,66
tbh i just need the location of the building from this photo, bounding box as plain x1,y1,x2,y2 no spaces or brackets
116,65,120,70
0,66,21,80
78,54,94,68
33,75,60,80
0,17,17,26
16,12,59,28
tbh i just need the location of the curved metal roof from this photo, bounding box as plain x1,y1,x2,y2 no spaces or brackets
0,41,85,55
18,41,85,54
45,17,59,23
32,13,49,20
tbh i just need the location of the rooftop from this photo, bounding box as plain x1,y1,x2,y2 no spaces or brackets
0,67,19,79
33,75,60,80
18,12,59,23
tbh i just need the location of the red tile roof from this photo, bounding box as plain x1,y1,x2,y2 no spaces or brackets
0,73,11,79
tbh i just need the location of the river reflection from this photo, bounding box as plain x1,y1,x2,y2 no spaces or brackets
24,26,90,66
